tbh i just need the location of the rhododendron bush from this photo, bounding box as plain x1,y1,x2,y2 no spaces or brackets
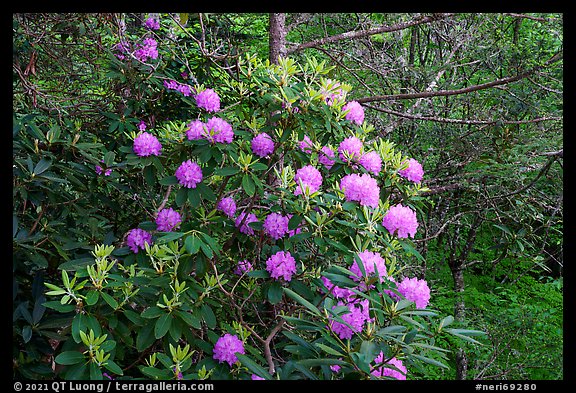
35,18,483,381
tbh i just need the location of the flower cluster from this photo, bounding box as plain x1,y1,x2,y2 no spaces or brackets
133,132,162,157
163,80,192,96
321,277,355,300
329,299,371,340
251,133,275,157
294,165,323,196
298,135,313,153
138,120,147,131
381,204,418,238
371,353,407,380
175,160,203,189
195,88,221,113
342,101,365,125
126,228,152,253
396,276,431,309
217,197,237,218
212,334,245,367
134,38,158,62
235,212,258,235
340,173,380,208
359,151,382,175
234,259,253,275
266,251,297,281
338,136,363,163
144,17,160,30
204,117,234,144
350,250,388,283
95,160,112,176
263,213,289,240
318,146,336,169
398,158,424,183
156,208,182,232
186,120,205,140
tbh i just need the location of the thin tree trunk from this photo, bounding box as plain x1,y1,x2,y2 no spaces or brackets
269,13,287,64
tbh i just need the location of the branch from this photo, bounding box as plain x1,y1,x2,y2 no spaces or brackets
357,52,563,103
286,13,457,54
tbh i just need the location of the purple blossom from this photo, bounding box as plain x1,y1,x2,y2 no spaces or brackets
319,146,336,169
234,259,253,276
186,120,205,141
175,160,203,189
95,160,112,176
126,228,152,253
321,276,356,301
350,250,388,283
134,38,158,62
359,151,382,176
213,333,245,367
342,101,365,125
251,133,275,157
329,299,371,340
340,173,380,208
263,213,289,240
217,197,236,218
144,17,160,30
330,364,341,373
266,251,297,282
205,117,234,144
156,208,182,232
164,80,192,97
398,158,424,183
397,277,430,309
251,374,265,380
294,165,323,196
381,204,418,238
138,120,147,131
298,135,313,153
133,132,162,157
195,88,221,113
371,353,407,380
235,212,258,236
113,41,130,60
338,136,363,163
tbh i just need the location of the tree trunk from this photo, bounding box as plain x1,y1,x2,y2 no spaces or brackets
453,266,468,379
269,13,287,64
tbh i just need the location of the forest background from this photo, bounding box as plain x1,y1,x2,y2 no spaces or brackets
12,13,563,381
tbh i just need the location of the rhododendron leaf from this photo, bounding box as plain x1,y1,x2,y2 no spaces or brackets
90,361,103,380
242,174,255,196
154,313,172,339
236,353,273,380
175,310,201,330
104,359,124,376
201,304,216,329
136,323,155,352
315,343,343,356
176,187,187,207
55,351,85,365
184,235,201,255
188,188,201,207
283,287,321,316
267,281,283,304
156,232,185,244
214,166,239,176
411,354,449,369
159,175,178,186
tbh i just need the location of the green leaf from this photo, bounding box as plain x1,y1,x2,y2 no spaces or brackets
85,291,99,306
136,322,156,352
141,306,164,319
156,232,185,244
154,313,172,339
201,304,216,329
185,235,201,255
100,292,118,310
22,325,32,343
104,151,116,167
438,315,454,331
176,187,188,207
33,158,52,175
283,287,321,316
104,359,124,376
175,310,201,329
267,281,283,304
43,301,76,313
188,188,201,207
315,343,344,356
55,351,85,365
159,176,179,186
214,166,239,176
411,354,449,369
236,354,273,380
90,362,103,380
242,174,255,196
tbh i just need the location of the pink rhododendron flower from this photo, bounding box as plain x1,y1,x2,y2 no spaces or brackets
263,213,289,240
175,160,203,189
396,276,431,309
319,146,336,169
186,120,205,140
251,133,275,157
371,353,407,380
338,136,363,163
155,208,182,232
195,88,221,113
340,173,380,208
381,204,418,238
126,228,152,253
217,197,236,218
298,135,313,153
213,334,245,366
359,151,382,175
133,132,162,157
398,158,424,183
342,101,365,125
235,212,258,235
234,259,253,275
266,251,297,281
329,299,370,340
350,250,387,283
294,165,323,196
204,117,234,144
